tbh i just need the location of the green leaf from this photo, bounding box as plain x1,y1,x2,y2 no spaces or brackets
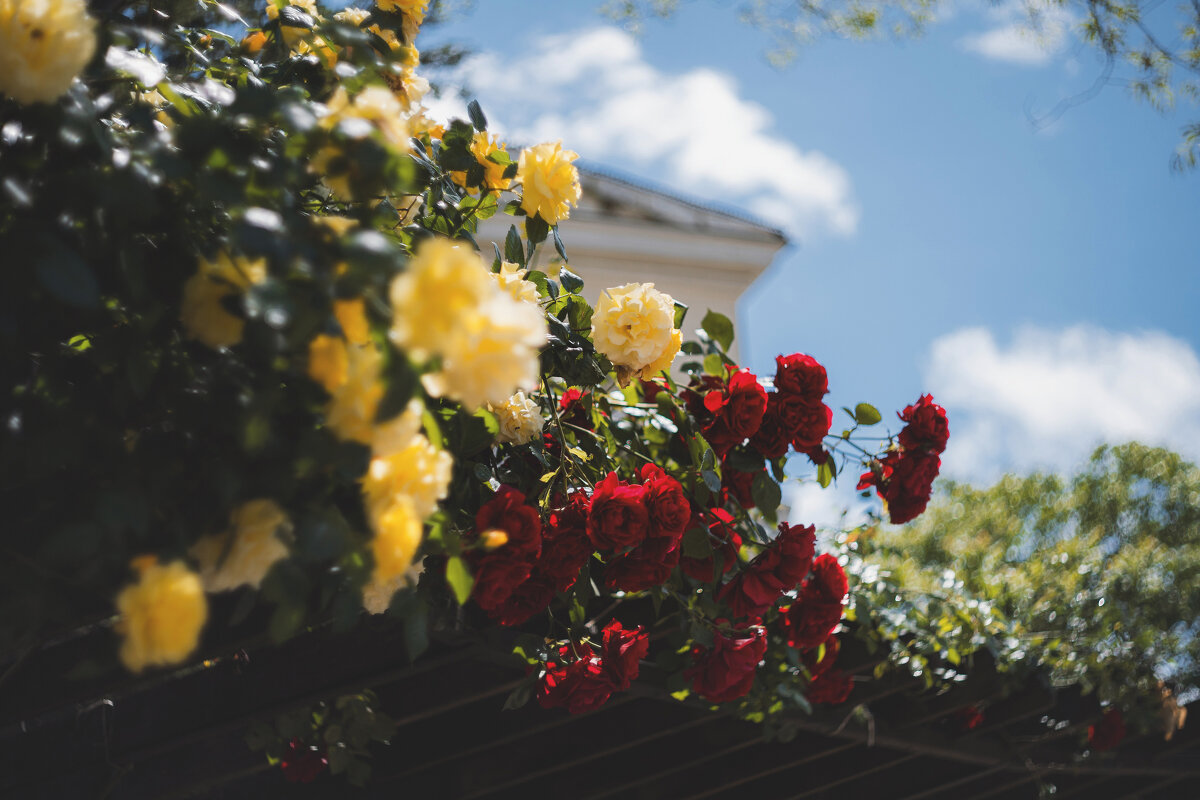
854,402,882,426
35,237,99,308
701,310,734,351
703,352,724,375
466,99,488,131
445,555,474,605
504,225,524,265
403,601,429,662
552,225,569,263
681,526,713,559
751,472,782,512
502,678,534,711
701,469,723,493
817,459,835,488
525,214,549,245
559,266,583,293
672,302,691,331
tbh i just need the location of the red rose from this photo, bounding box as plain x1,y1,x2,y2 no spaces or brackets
471,552,533,611
603,537,680,592
474,485,542,558
684,621,768,703
640,378,668,403
774,353,828,400
1089,709,1126,752
281,739,328,783
537,651,616,715
598,620,649,690
680,508,742,582
721,463,758,509
859,450,941,525
486,573,557,626
703,370,767,455
541,491,594,591
640,463,691,539
559,387,592,429
790,402,833,450
781,554,847,649
898,394,949,454
807,668,853,705
801,634,840,678
953,704,985,732
587,472,649,551
749,394,792,459
717,522,816,618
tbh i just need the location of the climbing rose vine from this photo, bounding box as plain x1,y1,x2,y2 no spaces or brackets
0,0,962,786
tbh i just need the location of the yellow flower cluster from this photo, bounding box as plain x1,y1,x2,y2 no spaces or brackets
180,252,268,350
307,297,387,445
0,0,96,105
389,237,548,409
591,283,682,384
190,499,291,593
376,0,428,41
450,132,513,195
115,557,208,673
491,261,539,305
359,401,452,611
491,391,544,445
266,0,336,66
517,141,582,226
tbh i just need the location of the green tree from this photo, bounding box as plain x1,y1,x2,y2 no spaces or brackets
861,442,1200,729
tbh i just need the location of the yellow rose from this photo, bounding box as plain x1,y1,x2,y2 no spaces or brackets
334,298,371,346
362,573,405,614
308,333,349,393
517,141,581,226
591,283,680,383
491,391,544,445
115,558,208,673
388,237,494,361
190,499,291,593
376,0,428,41
362,432,452,521
370,494,421,583
490,261,539,305
425,291,547,410
321,86,409,153
325,341,385,444
0,0,96,105
266,0,319,49
180,252,267,350
451,132,513,195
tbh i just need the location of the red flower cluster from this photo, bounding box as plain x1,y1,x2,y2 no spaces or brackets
592,466,690,592
685,621,768,703
857,394,949,524
537,621,649,714
680,507,742,583
558,387,592,430
781,553,848,649
717,522,816,618
701,370,767,456
953,704,985,732
465,487,590,626
1088,708,1126,752
483,491,593,627
807,668,853,705
752,354,833,463
281,738,328,783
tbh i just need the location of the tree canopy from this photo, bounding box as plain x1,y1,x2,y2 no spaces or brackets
862,442,1200,736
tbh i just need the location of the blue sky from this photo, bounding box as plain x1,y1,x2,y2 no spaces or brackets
421,0,1200,509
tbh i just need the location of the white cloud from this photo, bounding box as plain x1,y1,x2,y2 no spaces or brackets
426,27,858,238
960,1,1074,66
785,481,871,533
925,325,1200,481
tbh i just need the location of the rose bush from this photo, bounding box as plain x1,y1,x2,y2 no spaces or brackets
30,0,1165,789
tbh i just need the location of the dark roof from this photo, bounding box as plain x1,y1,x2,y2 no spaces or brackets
577,160,789,244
